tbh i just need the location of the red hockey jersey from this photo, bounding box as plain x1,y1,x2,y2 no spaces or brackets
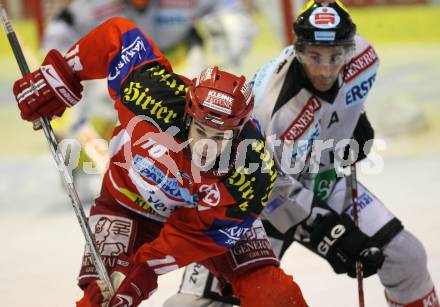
64,18,277,267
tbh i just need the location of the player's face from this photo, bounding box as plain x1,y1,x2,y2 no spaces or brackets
188,121,233,169
298,45,347,91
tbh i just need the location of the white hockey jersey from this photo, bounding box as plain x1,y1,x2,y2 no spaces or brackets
43,0,255,63
253,35,380,232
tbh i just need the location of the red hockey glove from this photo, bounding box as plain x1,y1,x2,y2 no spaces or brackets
85,254,158,307
13,49,82,122
107,254,158,307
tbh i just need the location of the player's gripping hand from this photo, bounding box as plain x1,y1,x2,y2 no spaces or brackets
86,254,158,307
309,213,385,278
13,49,82,122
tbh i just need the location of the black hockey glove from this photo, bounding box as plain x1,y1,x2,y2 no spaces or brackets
309,213,385,278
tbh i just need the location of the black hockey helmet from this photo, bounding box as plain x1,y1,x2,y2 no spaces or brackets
294,0,356,50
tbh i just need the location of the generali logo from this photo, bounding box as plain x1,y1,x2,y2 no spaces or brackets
281,96,321,141
344,46,378,82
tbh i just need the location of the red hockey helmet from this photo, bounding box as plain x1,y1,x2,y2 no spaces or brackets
185,66,254,131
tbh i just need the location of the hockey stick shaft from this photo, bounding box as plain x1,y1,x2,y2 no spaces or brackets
350,162,365,307
0,6,114,295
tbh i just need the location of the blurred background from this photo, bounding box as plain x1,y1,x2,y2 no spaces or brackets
0,0,439,306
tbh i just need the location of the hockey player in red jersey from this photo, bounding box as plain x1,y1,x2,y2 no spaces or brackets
12,18,307,307
42,0,258,202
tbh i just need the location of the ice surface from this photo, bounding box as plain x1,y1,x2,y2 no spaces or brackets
0,154,439,307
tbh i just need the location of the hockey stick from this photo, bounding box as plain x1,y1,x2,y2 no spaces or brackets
349,162,365,307
0,6,114,295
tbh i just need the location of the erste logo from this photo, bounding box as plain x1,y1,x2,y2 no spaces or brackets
309,7,340,29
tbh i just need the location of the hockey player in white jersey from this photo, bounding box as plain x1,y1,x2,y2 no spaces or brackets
165,1,439,306
43,0,256,74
